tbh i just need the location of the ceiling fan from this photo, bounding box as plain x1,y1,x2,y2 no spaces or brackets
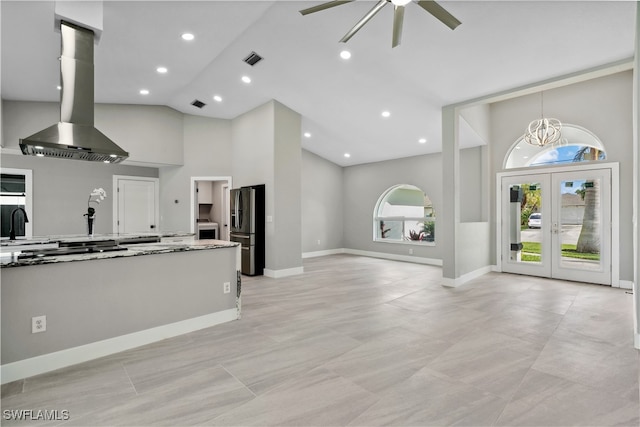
299,0,461,48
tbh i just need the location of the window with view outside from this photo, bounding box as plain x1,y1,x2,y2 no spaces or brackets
505,124,606,169
374,184,435,244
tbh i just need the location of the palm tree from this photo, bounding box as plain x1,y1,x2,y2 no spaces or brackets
573,147,602,253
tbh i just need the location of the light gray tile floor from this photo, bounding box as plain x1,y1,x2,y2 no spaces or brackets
2,254,638,426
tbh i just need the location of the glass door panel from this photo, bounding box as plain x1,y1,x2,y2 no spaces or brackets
501,174,551,278
501,169,611,285
552,170,610,284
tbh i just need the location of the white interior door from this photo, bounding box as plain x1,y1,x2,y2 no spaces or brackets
116,178,158,234
501,168,611,285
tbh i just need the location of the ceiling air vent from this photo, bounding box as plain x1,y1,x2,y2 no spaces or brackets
191,99,206,109
243,51,263,66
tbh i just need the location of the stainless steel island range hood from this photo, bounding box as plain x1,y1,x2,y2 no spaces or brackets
19,21,129,163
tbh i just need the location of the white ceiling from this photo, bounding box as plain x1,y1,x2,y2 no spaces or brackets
1,1,636,166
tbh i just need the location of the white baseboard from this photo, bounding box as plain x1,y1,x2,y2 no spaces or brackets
343,248,442,266
302,248,346,258
264,266,304,278
491,265,501,272
442,265,493,288
0,309,238,385
617,280,633,290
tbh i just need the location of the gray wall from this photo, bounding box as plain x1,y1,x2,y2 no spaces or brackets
272,101,302,271
489,70,633,280
2,247,238,364
159,114,232,232
343,152,443,260
2,101,184,166
301,150,344,253
341,147,483,261
460,146,486,223
231,100,303,272
0,153,157,236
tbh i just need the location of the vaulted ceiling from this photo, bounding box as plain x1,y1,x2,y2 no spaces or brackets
1,1,636,166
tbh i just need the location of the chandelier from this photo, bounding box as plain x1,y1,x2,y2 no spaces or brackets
523,92,562,147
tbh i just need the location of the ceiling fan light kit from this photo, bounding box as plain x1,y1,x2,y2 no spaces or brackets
299,0,461,48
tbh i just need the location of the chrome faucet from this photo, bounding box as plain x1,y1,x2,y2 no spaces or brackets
9,207,29,240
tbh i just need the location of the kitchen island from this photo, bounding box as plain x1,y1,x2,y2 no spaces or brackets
1,234,241,384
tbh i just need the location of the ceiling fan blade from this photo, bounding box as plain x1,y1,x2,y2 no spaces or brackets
340,0,388,43
299,0,355,16
392,4,406,48
416,0,461,30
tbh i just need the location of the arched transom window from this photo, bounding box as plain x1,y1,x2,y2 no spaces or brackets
374,184,435,245
505,124,606,169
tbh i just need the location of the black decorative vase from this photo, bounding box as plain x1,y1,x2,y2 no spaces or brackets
87,215,95,237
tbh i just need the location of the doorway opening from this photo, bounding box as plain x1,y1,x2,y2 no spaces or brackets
190,176,232,241
0,168,33,239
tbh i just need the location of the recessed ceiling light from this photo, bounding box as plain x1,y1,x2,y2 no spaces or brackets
56,85,61,90
213,95,223,102
523,156,529,159
418,138,427,144
340,50,351,60
139,89,149,95
515,146,521,150
110,154,117,158
35,145,44,150
156,66,168,74
181,33,194,41
241,75,252,84
304,132,311,138
381,111,391,118
344,153,351,158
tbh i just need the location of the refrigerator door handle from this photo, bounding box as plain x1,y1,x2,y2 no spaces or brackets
230,233,251,240
234,191,239,229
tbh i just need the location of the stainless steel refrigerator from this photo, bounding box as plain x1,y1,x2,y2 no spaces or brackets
230,185,265,276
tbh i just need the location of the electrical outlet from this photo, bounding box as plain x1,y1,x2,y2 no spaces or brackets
32,315,46,334
317,239,321,245
223,282,231,294
409,248,413,255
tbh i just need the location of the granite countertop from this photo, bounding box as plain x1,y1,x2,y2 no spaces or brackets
0,234,239,268
0,232,193,247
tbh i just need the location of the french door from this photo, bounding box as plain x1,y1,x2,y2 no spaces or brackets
501,168,611,285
